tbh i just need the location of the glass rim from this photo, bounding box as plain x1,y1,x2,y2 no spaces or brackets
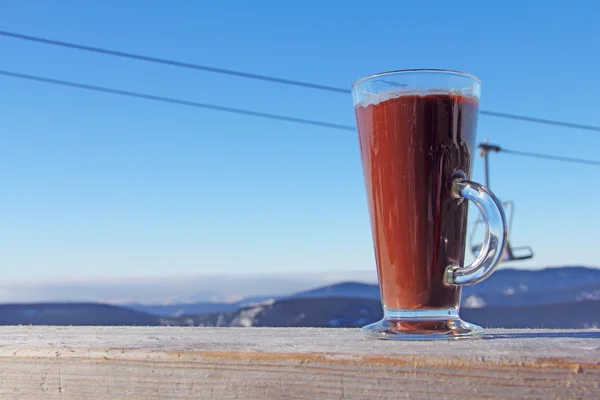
351,69,482,90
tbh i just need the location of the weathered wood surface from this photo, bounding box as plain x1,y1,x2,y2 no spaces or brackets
0,327,598,399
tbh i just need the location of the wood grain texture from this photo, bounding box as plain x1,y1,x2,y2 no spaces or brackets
0,327,598,399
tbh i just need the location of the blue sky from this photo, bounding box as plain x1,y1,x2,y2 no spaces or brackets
0,1,599,279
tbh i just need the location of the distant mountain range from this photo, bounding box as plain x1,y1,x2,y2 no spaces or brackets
123,296,274,318
123,281,381,317
160,297,600,329
0,271,376,304
125,266,600,316
0,266,598,329
462,281,600,308
0,303,159,326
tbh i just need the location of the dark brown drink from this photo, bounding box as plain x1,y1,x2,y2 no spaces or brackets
355,93,479,310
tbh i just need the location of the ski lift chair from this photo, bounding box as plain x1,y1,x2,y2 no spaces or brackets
469,201,534,262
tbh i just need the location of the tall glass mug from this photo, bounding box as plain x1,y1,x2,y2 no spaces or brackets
352,70,508,340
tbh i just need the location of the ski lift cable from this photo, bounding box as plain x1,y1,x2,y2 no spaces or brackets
2,29,600,132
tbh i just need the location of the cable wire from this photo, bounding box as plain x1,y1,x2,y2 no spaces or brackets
2,68,600,166
0,69,355,131
0,30,350,94
501,148,600,166
2,30,600,132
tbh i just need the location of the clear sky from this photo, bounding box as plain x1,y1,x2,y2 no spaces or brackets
0,1,599,280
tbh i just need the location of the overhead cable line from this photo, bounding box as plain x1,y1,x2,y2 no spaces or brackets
2,69,599,167
0,69,355,131
0,30,350,94
2,30,600,133
479,143,600,167
501,148,600,166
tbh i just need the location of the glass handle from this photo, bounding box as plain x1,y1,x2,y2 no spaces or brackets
444,178,508,286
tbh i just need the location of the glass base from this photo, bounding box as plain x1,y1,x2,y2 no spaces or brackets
361,308,484,341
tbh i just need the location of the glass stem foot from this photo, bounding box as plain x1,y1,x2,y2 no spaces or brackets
361,308,484,340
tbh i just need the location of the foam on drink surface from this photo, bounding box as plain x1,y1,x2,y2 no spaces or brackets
355,89,478,108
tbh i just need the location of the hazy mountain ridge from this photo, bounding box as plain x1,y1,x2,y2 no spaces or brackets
462,281,600,308
0,303,160,326
156,266,600,329
162,297,600,329
123,281,380,317
0,272,376,305
127,266,600,317
463,266,600,293
162,297,383,328
2,296,598,329
1,267,599,328
123,296,275,318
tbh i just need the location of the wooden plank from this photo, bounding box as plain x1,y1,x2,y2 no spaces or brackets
0,327,598,399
